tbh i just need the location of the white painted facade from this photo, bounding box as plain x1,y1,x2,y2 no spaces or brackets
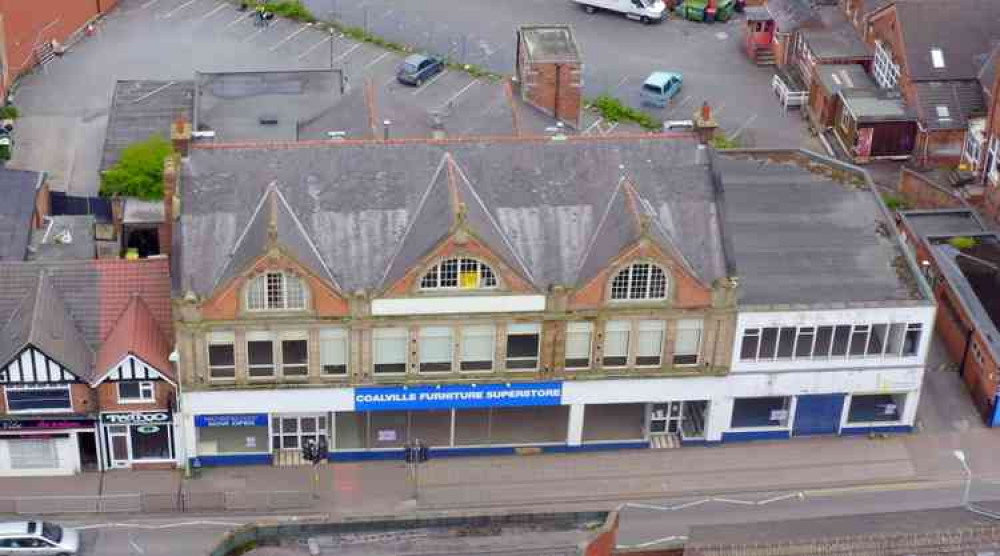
0,433,83,477
371,295,547,316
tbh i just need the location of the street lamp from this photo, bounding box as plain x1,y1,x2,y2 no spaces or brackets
954,449,972,507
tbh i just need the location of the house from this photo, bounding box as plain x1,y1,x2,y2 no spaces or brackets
898,209,1000,424
865,0,1000,165
0,259,176,475
761,0,823,68
832,87,918,162
0,167,47,261
165,117,932,465
973,47,1000,222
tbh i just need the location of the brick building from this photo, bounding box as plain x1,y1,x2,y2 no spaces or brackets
0,0,118,100
972,47,1000,223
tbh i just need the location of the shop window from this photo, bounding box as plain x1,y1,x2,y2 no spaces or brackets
673,319,703,366
609,263,668,301
420,258,497,290
831,325,851,356
247,333,275,378
759,327,778,359
374,328,408,374
903,323,922,356
246,271,307,311
419,327,453,373
739,329,760,361
461,325,495,372
505,323,540,370
131,424,172,460
731,397,791,428
4,385,72,412
207,331,236,380
814,326,833,358
603,321,630,368
197,422,269,454
637,321,664,367
281,333,308,377
564,322,593,370
988,137,999,185
847,393,906,423
794,327,815,358
8,438,59,469
776,327,796,359
272,415,327,451
319,328,348,376
118,381,155,403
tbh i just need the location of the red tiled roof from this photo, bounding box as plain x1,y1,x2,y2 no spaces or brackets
95,294,174,382
97,258,173,342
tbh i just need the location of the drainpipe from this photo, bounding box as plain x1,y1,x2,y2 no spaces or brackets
553,63,561,123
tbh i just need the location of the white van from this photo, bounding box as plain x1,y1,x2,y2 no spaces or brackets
571,0,667,23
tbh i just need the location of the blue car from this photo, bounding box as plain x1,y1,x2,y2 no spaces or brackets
640,71,683,108
397,54,445,86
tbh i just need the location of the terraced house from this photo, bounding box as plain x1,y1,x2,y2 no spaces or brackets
165,128,933,466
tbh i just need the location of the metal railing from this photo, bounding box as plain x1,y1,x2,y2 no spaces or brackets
0,490,313,515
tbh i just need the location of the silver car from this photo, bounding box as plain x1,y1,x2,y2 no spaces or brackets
0,522,79,556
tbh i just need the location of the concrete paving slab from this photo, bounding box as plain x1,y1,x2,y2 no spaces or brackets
102,469,183,494
0,472,102,496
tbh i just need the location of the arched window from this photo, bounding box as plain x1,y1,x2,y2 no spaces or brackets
246,271,307,311
420,258,497,290
610,263,667,301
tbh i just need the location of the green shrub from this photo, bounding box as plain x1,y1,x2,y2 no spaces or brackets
257,0,314,22
710,134,740,149
591,95,660,130
0,105,19,120
100,135,173,200
0,143,10,161
948,236,979,250
881,194,909,211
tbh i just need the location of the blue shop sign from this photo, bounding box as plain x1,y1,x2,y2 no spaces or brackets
195,414,268,428
355,382,563,411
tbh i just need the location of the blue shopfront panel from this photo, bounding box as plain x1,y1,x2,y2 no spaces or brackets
793,394,845,436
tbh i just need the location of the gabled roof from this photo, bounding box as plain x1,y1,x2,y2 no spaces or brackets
979,43,1000,97
95,295,174,383
213,183,338,294
0,167,44,261
0,271,94,381
893,0,1000,82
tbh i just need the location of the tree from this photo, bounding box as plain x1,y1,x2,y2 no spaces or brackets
100,135,173,200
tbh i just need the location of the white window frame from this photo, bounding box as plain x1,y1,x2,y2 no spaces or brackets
989,136,1000,185
3,383,73,414
319,328,348,376
280,331,309,378
873,40,900,89
246,271,308,312
609,262,668,301
505,323,540,372
564,322,593,370
207,331,236,381
246,331,276,379
373,328,408,375
636,320,665,367
117,381,155,404
673,319,703,366
964,129,984,170
602,321,631,368
460,325,495,373
930,47,945,69
419,258,498,291
419,326,454,373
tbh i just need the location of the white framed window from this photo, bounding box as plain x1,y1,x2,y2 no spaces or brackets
847,393,906,424
319,328,348,376
636,320,665,367
419,326,453,373
610,262,668,301
988,137,1000,185
374,328,408,375
673,319,703,366
4,384,73,413
603,321,631,368
873,40,900,89
839,103,852,131
460,325,495,372
964,130,984,170
420,258,498,290
280,332,309,378
505,323,540,371
207,331,236,380
564,322,593,370
246,332,276,378
118,381,155,403
246,272,307,311
849,325,871,357
930,47,945,69
902,323,923,356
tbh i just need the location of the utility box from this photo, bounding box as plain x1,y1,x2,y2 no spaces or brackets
515,25,583,129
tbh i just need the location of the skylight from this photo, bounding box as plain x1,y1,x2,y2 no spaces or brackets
931,48,945,68
936,105,951,120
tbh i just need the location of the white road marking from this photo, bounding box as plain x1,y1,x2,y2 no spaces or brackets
129,534,146,555
411,70,449,95
618,535,688,549
613,76,628,91
362,52,391,71
729,114,758,140
76,521,243,530
141,0,162,8
439,79,479,108
225,11,253,28
330,43,361,64
711,496,756,505
162,0,199,18
196,3,228,21
270,24,311,51
583,118,604,135
298,35,332,59
241,26,267,43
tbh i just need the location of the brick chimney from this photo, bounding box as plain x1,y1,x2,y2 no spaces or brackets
171,115,192,157
515,25,582,129
159,155,179,257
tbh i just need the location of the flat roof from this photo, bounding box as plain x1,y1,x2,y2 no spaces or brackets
841,89,916,122
0,167,43,261
101,80,195,172
801,28,872,61
930,234,1000,363
816,64,875,96
900,209,986,240
123,199,165,224
28,215,97,261
518,25,580,62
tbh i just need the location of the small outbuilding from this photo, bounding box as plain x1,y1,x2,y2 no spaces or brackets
808,64,874,129
833,88,917,162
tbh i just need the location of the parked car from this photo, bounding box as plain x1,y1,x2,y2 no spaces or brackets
571,0,667,23
397,54,445,86
640,71,683,108
0,521,79,555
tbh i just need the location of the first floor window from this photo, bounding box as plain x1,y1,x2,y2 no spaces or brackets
247,333,275,378
673,319,703,366
207,331,236,379
419,327,453,373
903,323,923,356
739,328,760,361
603,321,631,367
731,396,791,428
461,325,495,372
281,333,309,377
319,329,348,376
4,385,72,412
118,381,155,403
636,320,665,367
374,328,408,374
564,322,593,370
505,323,540,370
847,393,906,423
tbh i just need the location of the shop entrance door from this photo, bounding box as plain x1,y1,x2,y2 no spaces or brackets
107,425,131,469
649,402,683,434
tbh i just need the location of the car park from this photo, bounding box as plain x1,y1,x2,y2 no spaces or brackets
0,521,79,555
640,71,683,107
572,0,667,23
397,54,445,86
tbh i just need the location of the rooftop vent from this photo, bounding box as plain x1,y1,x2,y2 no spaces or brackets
259,115,278,126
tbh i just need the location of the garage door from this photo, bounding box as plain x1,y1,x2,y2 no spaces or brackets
793,394,845,436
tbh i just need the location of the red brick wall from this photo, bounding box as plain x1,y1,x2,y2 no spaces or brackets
898,169,964,210
915,128,967,167
96,380,174,413
518,38,582,129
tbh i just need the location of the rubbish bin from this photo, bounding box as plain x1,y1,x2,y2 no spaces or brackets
705,6,716,22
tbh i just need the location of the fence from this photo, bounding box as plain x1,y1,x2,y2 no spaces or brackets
0,490,313,515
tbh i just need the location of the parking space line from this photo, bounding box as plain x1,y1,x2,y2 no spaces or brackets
331,43,362,64
242,26,268,42
714,102,727,117
162,0,200,18
141,0,162,8
439,79,479,109
225,11,253,28
613,76,628,92
196,3,228,21
583,118,604,135
730,114,758,140
362,52,391,71
269,24,311,51
297,36,332,59
411,70,449,95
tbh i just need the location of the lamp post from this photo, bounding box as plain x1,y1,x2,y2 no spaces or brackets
954,449,972,507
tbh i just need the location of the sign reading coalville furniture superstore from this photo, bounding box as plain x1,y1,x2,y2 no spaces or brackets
354,382,563,411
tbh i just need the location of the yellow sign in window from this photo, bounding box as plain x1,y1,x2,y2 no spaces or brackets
460,270,480,289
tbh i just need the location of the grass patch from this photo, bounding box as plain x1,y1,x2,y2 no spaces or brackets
948,236,979,250
254,0,314,22
591,95,660,130
710,134,740,149
881,193,910,211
